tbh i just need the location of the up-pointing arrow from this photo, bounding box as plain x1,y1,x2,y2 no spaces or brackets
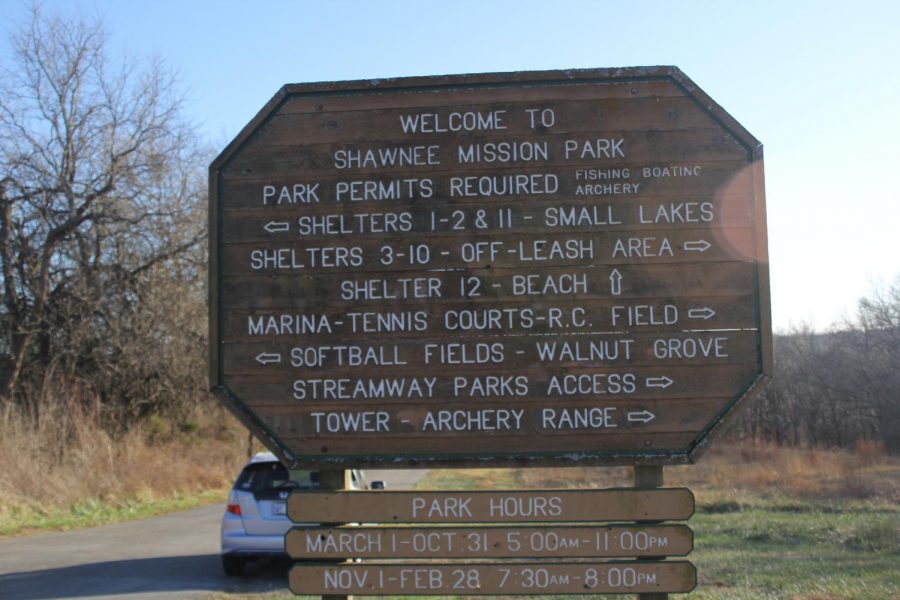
627,410,656,424
683,239,711,252
255,352,282,365
687,307,716,320
645,375,674,389
609,268,623,296
264,221,290,233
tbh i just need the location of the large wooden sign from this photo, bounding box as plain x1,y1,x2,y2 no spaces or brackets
209,66,771,468
287,489,694,523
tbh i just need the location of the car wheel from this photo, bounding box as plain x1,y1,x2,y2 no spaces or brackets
222,554,246,576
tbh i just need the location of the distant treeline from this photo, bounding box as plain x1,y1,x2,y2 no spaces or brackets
734,282,900,454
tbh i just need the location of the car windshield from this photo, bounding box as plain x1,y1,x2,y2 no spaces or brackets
235,462,320,492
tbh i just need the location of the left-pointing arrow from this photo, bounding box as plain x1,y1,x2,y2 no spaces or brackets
256,352,282,365
264,221,290,233
627,410,656,424
645,376,674,389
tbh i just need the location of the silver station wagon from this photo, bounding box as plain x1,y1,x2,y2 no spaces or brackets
221,452,381,575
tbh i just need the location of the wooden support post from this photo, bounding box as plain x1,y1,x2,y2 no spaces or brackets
635,465,667,600
319,469,352,600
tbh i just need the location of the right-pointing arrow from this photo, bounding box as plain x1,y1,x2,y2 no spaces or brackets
255,352,282,365
645,376,674,389
683,239,711,252
627,410,656,424
687,307,716,320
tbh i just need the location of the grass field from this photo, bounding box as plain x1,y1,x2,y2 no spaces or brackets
2,403,896,599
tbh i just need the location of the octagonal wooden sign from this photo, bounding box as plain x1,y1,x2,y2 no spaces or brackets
209,66,771,468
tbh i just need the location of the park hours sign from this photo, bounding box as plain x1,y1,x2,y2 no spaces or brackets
208,66,772,468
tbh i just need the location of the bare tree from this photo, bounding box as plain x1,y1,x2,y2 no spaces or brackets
0,6,206,421
736,278,900,454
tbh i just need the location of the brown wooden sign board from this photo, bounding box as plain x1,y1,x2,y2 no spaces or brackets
286,524,693,559
209,66,772,468
289,561,697,595
287,489,694,523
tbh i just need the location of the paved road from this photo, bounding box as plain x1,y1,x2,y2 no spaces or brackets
0,469,427,600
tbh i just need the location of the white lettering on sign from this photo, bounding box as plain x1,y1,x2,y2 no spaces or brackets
638,202,714,224
293,378,436,400
262,183,320,205
334,145,440,169
457,141,549,163
575,183,641,195
296,212,415,235
423,342,505,365
489,496,563,518
399,111,507,133
325,569,370,590
340,278,442,300
248,247,366,270
335,178,433,202
525,108,556,128
546,374,637,395
535,339,634,362
452,376,530,397
449,174,558,197
310,411,390,433
289,345,407,368
641,165,702,177
518,239,594,261
653,336,729,359
511,273,588,296
306,531,383,554
575,168,630,180
411,496,474,518
544,205,623,227
421,409,525,432
611,304,679,327
346,311,429,333
542,407,618,430
564,139,626,159
248,314,333,335
612,237,674,258
443,308,536,331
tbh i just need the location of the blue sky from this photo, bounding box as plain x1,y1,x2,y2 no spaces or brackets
3,0,899,331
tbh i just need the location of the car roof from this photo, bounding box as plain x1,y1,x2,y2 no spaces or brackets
243,452,362,477
247,451,278,465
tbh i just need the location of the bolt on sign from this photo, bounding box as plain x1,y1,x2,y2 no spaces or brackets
208,66,772,468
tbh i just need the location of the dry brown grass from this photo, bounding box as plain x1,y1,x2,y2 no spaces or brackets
427,440,900,509
666,440,899,505
0,396,248,531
